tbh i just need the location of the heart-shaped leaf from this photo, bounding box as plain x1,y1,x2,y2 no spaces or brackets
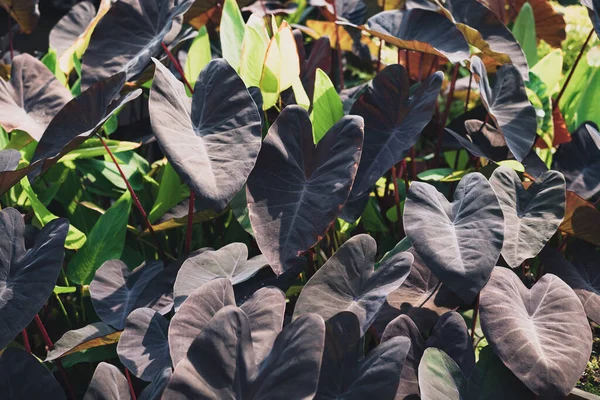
246,105,363,274
404,173,504,303
377,248,462,335
470,56,537,162
489,166,565,267
446,120,509,162
553,123,600,201
0,54,72,142
149,58,262,212
381,312,475,398
418,348,480,400
317,311,411,399
0,347,66,400
139,368,172,400
81,0,192,89
83,362,131,400
363,9,470,63
0,208,68,349
30,72,141,178
173,242,268,308
479,267,592,397
117,308,171,382
293,234,413,335
347,65,443,207
540,244,600,324
169,278,285,367
90,260,172,330
163,307,325,399
46,322,120,361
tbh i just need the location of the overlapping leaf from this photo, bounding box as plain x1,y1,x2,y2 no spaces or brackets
149,59,262,212
83,362,131,400
246,105,363,275
0,0,39,33
46,322,120,361
404,173,504,303
479,267,592,397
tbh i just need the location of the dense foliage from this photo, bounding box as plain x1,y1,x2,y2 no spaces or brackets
0,0,599,398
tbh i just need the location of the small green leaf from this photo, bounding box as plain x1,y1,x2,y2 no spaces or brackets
240,15,270,87
531,49,563,97
220,0,246,72
417,168,454,182
54,286,76,295
310,68,344,143
20,177,87,250
512,2,538,68
67,191,132,285
184,26,211,91
149,161,188,223
71,53,82,96
58,139,140,162
42,48,68,86
574,67,600,129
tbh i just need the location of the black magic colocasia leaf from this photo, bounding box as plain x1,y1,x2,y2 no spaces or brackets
246,105,364,275
470,56,537,162
479,267,592,398
0,348,66,400
293,234,413,335
0,208,68,349
316,311,411,399
149,58,262,213
173,242,268,309
169,278,285,367
446,120,509,162
363,9,470,63
553,123,600,201
49,1,96,59
342,64,443,221
163,307,326,400
83,362,131,400
403,173,504,303
0,54,72,141
81,0,193,89
489,166,565,268
381,312,475,398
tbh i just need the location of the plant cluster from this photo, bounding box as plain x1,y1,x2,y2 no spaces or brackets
0,0,599,398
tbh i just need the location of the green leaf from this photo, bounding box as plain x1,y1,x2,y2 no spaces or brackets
230,185,254,236
79,158,143,192
71,53,82,96
54,286,76,295
220,0,246,72
239,15,270,87
574,66,600,129
512,2,537,68
184,26,211,92
309,68,344,143
67,191,132,284
20,177,87,250
417,168,454,182
149,161,188,223
531,49,563,97
361,198,388,232
41,48,68,86
58,139,140,162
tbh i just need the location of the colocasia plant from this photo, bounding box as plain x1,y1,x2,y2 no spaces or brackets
1,0,600,398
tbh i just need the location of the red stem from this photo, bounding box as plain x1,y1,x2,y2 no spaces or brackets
8,13,14,60
125,368,138,400
185,191,195,253
34,315,53,350
471,293,480,341
426,56,437,77
434,63,460,161
391,165,402,237
22,329,31,353
98,135,165,261
465,70,473,113
400,159,410,194
404,50,410,78
554,28,594,110
161,42,194,93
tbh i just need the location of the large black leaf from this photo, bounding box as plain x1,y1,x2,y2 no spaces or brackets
49,1,96,59
364,9,470,63
380,312,475,398
0,208,68,349
489,166,565,267
0,348,66,400
163,307,325,399
83,362,131,400
445,0,528,80
149,59,262,212
553,123,600,201
293,234,413,335
168,278,285,367
90,260,173,330
246,105,363,274
173,242,268,309
403,173,504,303
446,120,509,162
346,65,443,210
0,54,72,141
470,56,537,162
317,311,410,399
82,0,192,89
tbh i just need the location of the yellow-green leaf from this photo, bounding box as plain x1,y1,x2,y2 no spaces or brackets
309,68,343,143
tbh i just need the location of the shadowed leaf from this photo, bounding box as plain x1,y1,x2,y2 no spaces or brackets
83,362,131,400
46,322,120,361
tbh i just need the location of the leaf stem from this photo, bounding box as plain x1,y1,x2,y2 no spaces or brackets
22,329,31,353
185,191,195,253
553,28,594,110
465,70,473,113
391,165,402,237
160,42,194,93
125,368,137,400
471,293,480,341
97,134,165,261
435,63,459,162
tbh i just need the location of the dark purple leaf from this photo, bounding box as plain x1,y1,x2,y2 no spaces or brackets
0,149,20,172
446,120,509,162
49,1,96,58
139,368,172,400
83,362,131,400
